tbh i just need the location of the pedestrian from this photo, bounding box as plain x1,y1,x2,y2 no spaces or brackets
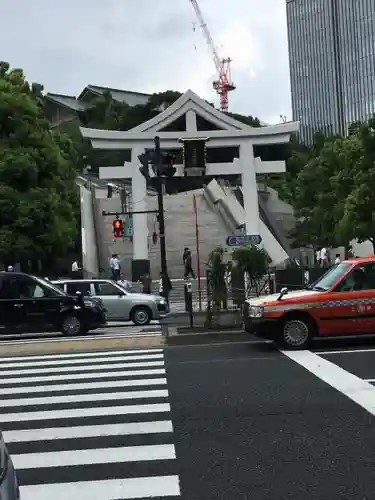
71,260,80,279
141,273,152,294
184,250,195,279
118,273,131,292
315,248,321,267
334,253,341,265
159,271,172,302
182,247,189,275
109,254,121,281
320,246,329,268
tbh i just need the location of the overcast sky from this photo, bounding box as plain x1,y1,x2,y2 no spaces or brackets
1,0,291,124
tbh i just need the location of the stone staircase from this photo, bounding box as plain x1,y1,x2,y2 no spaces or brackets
95,188,228,280
147,189,226,278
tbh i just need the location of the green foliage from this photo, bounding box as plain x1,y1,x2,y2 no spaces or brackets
0,61,79,264
231,245,271,286
206,247,227,308
337,117,375,250
290,117,375,251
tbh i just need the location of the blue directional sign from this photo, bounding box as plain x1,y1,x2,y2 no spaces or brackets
226,234,262,247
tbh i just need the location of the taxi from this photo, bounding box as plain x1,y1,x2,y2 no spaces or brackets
243,256,375,349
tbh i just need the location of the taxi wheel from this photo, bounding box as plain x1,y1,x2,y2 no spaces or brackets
279,315,314,350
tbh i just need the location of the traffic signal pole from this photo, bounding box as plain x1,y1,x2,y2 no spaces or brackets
153,137,169,280
157,177,168,278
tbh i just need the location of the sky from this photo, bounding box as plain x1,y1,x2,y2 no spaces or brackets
0,0,292,124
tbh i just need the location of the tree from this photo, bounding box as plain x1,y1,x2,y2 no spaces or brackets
0,62,79,265
291,132,361,249
231,245,271,296
206,247,227,310
338,117,375,250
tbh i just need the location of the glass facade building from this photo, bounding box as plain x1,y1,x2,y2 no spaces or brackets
286,0,375,144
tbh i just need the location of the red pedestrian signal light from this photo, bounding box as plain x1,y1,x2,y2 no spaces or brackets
112,219,124,238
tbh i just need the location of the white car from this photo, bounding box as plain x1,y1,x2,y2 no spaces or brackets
53,279,168,326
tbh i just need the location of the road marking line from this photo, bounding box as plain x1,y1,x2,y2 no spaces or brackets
0,389,169,408
282,350,375,416
315,348,375,355
0,403,171,423
19,475,181,500
0,353,164,368
0,368,166,385
0,360,164,376
3,420,174,443
0,377,167,396
0,348,164,362
13,443,176,469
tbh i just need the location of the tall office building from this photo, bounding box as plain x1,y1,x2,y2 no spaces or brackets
286,0,375,144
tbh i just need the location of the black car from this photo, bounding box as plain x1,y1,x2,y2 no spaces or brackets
0,272,106,335
0,431,20,500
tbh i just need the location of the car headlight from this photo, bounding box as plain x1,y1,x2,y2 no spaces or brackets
158,298,166,304
84,300,97,309
248,305,264,318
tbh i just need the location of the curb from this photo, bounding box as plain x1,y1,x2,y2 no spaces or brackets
0,336,165,358
165,326,257,346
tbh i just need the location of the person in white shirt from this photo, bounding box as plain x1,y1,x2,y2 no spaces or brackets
320,247,329,268
118,273,131,292
315,249,321,267
71,260,80,278
110,254,121,281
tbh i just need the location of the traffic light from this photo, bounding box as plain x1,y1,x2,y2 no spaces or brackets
160,153,176,178
112,218,124,238
138,137,177,181
138,153,151,179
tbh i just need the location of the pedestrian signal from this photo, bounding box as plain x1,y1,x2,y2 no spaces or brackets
112,219,124,238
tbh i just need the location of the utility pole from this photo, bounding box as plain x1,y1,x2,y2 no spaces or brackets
138,136,176,300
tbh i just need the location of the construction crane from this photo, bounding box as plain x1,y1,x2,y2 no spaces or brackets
189,0,235,112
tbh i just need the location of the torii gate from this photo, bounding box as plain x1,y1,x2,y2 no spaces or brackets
80,90,299,276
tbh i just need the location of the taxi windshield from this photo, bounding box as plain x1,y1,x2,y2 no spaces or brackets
309,262,352,291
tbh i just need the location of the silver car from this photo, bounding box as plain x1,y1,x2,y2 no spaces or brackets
0,432,20,500
53,279,168,326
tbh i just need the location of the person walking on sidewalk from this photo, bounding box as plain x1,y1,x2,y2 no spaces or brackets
141,273,152,294
184,250,195,279
159,272,172,302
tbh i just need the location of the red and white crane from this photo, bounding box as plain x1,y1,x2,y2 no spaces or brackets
189,0,235,112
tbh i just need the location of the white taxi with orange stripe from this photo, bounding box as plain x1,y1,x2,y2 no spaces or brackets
243,257,375,349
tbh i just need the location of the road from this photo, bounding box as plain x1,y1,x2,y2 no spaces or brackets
4,334,375,499
165,338,375,500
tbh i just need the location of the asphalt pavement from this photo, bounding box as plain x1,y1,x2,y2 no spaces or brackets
165,339,375,500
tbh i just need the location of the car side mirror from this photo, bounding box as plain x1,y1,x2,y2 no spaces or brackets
118,291,125,297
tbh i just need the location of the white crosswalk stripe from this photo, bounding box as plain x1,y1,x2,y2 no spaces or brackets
0,348,180,500
0,321,163,345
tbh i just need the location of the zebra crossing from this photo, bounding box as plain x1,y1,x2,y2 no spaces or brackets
0,348,180,499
